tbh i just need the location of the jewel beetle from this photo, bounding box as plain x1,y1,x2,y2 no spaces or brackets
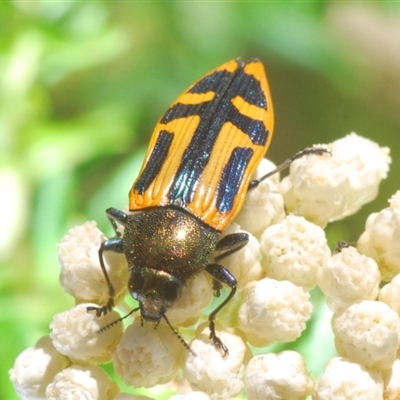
89,59,327,355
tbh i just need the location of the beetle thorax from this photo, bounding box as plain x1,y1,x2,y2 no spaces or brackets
122,207,219,317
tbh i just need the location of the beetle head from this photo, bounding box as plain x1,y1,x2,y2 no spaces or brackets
128,268,183,321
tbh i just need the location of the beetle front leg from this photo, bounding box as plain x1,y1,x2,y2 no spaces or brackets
210,232,248,298
214,232,249,262
87,237,124,316
205,263,237,356
87,208,127,317
105,207,128,237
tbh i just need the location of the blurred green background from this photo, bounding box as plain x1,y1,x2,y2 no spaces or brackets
2,1,400,398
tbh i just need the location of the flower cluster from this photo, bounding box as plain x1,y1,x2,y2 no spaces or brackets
10,133,400,399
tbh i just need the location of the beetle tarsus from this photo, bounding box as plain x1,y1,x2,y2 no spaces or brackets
87,297,114,317
209,320,229,357
212,279,223,297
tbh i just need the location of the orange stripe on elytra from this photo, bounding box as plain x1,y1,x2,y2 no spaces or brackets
231,95,266,123
178,91,215,105
212,59,239,74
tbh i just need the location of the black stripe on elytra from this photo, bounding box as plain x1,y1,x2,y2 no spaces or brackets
133,130,173,195
189,64,267,109
161,64,268,145
165,61,269,207
217,147,253,213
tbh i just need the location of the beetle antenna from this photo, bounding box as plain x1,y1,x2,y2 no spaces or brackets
162,313,195,356
96,306,140,334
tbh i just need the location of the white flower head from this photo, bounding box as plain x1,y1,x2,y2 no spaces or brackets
184,323,250,400
9,336,70,400
45,365,119,400
318,246,380,312
315,357,383,399
245,351,314,400
50,303,123,364
113,318,185,388
280,133,391,227
332,300,400,369
235,158,285,237
58,221,129,305
260,215,331,290
11,130,395,398
238,278,312,347
358,190,400,281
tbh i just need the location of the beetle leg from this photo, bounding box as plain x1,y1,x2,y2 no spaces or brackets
106,207,128,237
205,232,248,352
248,146,331,190
214,232,249,262
87,208,127,317
210,233,248,298
212,279,223,297
205,263,237,356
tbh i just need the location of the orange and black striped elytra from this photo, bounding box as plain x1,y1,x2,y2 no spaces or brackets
130,59,273,231
88,59,326,355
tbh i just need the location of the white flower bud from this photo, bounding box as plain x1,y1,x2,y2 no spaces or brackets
238,278,312,347
50,303,123,364
113,319,185,388
235,159,285,236
332,300,400,369
245,351,314,400
358,190,400,281
379,274,400,314
184,323,249,400
45,365,119,400
253,158,281,186
280,133,391,227
261,215,330,290
9,336,70,400
318,246,380,312
315,357,383,399
58,221,129,305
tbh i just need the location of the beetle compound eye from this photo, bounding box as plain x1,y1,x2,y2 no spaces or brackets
128,271,144,299
163,280,181,305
